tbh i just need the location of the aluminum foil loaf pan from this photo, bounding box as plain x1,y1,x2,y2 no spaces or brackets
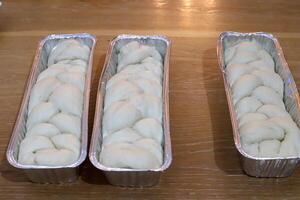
217,31,300,177
89,34,172,187
6,33,97,183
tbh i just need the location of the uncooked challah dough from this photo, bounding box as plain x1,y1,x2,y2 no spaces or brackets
225,40,300,157
100,41,164,169
18,39,90,166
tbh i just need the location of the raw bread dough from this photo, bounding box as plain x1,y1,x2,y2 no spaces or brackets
18,39,90,166
225,39,300,158
100,41,164,169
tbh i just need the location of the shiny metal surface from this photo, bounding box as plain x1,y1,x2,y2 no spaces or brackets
217,31,300,177
89,34,172,187
6,33,97,183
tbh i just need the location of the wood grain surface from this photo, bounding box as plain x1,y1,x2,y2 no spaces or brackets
1,0,300,199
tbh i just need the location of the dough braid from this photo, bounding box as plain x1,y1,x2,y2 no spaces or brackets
18,39,90,166
100,41,164,169
225,40,300,157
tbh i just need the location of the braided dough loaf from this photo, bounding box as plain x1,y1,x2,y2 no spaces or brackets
225,40,300,157
100,41,164,169
18,39,90,166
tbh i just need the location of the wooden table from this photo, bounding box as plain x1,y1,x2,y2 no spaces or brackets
1,0,300,199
